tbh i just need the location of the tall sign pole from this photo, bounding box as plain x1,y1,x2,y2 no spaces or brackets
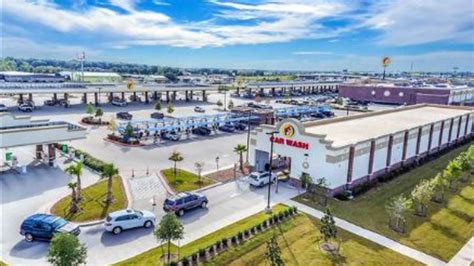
382,56,390,80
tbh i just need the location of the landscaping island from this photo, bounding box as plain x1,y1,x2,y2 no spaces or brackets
51,176,127,222
161,168,214,192
295,142,474,262
115,204,419,265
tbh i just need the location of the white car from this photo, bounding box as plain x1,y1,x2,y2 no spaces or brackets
248,171,277,187
18,103,34,112
0,104,8,112
112,99,127,107
104,209,156,235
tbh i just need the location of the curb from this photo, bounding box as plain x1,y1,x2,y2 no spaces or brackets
78,220,104,227
194,181,224,193
103,137,145,147
155,171,175,195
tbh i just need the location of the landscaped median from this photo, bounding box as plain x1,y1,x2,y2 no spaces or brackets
115,204,419,265
161,168,215,192
295,142,474,262
51,175,127,222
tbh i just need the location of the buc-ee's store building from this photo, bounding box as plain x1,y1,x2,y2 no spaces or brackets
248,104,473,194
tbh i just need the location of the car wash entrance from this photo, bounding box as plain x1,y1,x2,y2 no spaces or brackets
254,149,291,173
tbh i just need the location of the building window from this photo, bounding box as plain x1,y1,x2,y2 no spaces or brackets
384,90,391,97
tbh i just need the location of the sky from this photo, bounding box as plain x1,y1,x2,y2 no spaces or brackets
1,0,473,72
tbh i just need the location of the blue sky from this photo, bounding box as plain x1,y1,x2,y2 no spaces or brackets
1,0,473,71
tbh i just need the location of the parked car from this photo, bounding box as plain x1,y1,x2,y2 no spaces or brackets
192,126,211,136
248,171,277,187
161,131,180,141
218,124,236,133
104,209,156,235
116,112,133,120
150,112,164,119
18,103,34,112
163,192,208,216
43,99,59,106
0,104,8,112
112,98,127,107
20,214,80,242
233,122,247,131
194,106,205,113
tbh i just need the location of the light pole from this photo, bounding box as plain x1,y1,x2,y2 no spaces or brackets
265,130,278,213
245,110,252,163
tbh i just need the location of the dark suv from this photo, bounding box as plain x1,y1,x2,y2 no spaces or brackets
192,126,211,136
117,112,133,120
20,214,80,242
163,192,208,216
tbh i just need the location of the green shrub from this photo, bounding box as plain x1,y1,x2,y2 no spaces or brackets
198,248,206,257
182,256,190,266
73,148,106,173
237,231,243,239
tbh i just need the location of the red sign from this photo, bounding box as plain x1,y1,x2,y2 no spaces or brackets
270,136,309,150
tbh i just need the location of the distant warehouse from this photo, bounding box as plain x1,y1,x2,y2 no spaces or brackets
339,83,474,106
249,104,473,195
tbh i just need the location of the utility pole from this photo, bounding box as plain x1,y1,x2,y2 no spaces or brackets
77,51,85,82
265,131,278,213
246,110,252,163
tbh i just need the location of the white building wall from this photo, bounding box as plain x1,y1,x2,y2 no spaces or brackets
451,117,460,141
431,122,442,149
352,141,371,179
390,132,404,165
372,137,389,173
406,129,418,159
441,120,450,145
418,125,430,154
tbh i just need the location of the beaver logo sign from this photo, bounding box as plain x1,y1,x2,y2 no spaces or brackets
127,79,135,90
281,124,295,138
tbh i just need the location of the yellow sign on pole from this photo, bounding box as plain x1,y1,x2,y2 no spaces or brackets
127,79,135,90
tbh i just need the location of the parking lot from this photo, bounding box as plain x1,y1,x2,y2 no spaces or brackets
0,91,397,265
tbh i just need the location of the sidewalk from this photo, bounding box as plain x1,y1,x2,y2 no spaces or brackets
286,200,446,266
448,237,474,266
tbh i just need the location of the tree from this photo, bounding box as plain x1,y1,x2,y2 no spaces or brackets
102,163,119,204
154,213,184,263
430,173,449,203
169,151,183,183
167,102,175,114
67,182,79,214
320,208,337,243
123,123,134,140
265,233,284,266
233,144,247,173
313,177,329,207
194,161,204,187
86,103,95,118
386,195,412,233
457,152,472,182
65,162,84,201
95,108,104,123
228,100,234,110
443,159,463,191
47,233,87,266
299,173,312,189
216,99,223,108
108,118,118,136
155,101,161,111
411,179,434,216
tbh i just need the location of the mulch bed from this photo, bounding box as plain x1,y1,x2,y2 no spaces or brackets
206,166,251,183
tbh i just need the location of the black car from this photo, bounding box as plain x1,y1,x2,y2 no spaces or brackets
163,192,208,216
20,214,80,242
150,112,164,119
233,122,247,130
218,124,236,133
192,126,211,136
116,112,133,120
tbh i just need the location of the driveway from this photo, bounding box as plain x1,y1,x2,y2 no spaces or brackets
0,148,99,266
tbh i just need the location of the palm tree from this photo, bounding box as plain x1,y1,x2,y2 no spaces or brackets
68,181,79,213
234,144,247,173
169,151,183,183
194,161,204,187
65,162,84,200
102,163,119,204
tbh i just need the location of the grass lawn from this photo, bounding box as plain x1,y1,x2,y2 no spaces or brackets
51,176,128,222
294,142,474,262
161,168,214,192
115,204,288,266
206,213,421,266
0,261,7,266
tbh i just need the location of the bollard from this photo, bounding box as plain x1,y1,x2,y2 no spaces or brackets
132,169,135,178
152,195,156,206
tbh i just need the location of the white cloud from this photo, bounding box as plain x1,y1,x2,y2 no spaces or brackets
153,0,170,6
365,0,474,45
1,0,351,48
293,51,333,55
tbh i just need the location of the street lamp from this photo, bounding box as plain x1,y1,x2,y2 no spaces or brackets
265,130,278,213
245,110,252,163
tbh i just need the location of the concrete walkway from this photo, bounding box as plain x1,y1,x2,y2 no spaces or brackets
287,200,446,266
448,237,474,266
